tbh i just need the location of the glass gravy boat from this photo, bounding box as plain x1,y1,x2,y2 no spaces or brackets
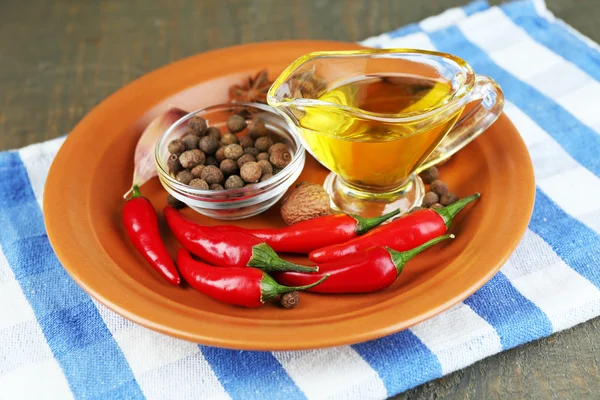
267,49,504,217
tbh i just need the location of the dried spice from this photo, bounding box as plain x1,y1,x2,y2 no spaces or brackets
228,69,272,105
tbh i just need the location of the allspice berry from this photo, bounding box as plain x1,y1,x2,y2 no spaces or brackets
248,119,267,138
181,134,200,150
429,180,449,197
431,203,444,209
419,166,439,184
205,156,218,166
175,170,194,185
224,144,244,160
280,291,299,309
257,159,273,175
408,206,426,214
179,149,205,169
236,153,256,168
440,192,459,206
167,154,183,174
224,175,245,189
240,162,262,183
226,114,247,133
188,116,208,135
190,164,205,178
221,133,239,146
167,194,186,209
255,136,273,152
206,126,221,141
189,178,209,190
210,184,224,191
199,136,220,155
239,135,254,149
260,173,273,182
220,159,238,176
201,165,224,184
168,139,186,154
270,150,292,168
268,143,288,155
244,147,260,157
256,152,269,161
422,191,439,208
215,147,226,163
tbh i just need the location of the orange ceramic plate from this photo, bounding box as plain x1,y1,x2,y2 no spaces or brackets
44,40,534,351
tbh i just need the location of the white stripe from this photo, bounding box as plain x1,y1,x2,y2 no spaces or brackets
18,136,65,209
459,7,600,131
410,303,502,374
501,230,600,332
92,302,230,400
0,279,36,329
378,32,437,51
0,359,74,400
420,7,466,32
273,346,387,400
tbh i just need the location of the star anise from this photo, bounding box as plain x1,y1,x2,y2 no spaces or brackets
228,69,272,105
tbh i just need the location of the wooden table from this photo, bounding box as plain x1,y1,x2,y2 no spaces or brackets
2,0,599,398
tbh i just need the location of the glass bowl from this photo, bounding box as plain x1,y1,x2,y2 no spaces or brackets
155,102,306,220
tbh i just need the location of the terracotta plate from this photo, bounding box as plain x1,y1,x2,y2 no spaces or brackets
44,40,535,350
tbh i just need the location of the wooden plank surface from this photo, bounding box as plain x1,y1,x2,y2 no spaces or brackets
1,0,599,398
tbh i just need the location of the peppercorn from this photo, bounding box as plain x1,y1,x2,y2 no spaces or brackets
166,194,186,209
199,136,220,155
168,139,186,154
270,150,292,168
430,203,443,209
179,149,205,169
256,152,269,161
440,192,459,206
181,134,200,150
190,164,205,178
268,143,288,155
419,166,439,184
422,191,439,208
188,116,208,135
244,147,260,157
257,159,273,175
214,147,225,163
221,133,239,146
224,175,245,189
429,180,449,197
408,206,426,214
240,162,262,183
200,165,224,184
220,159,238,176
226,114,247,133
210,184,224,191
280,291,299,309
239,135,254,149
248,119,267,138
205,156,218,167
189,178,209,190
175,170,194,185
224,144,244,160
206,126,221,141
236,153,256,168
255,136,273,152
167,154,183,174
260,173,273,182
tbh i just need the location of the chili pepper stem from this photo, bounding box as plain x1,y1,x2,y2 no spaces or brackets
351,208,401,235
387,234,455,276
248,243,318,273
128,184,142,199
260,273,330,303
434,193,480,229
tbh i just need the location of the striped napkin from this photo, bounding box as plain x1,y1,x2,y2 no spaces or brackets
2,0,600,398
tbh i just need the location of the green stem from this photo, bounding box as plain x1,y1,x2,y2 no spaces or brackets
387,234,454,276
433,193,480,229
131,184,142,199
351,208,401,235
260,273,330,303
248,243,318,273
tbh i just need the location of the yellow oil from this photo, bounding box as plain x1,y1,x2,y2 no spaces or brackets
297,74,463,189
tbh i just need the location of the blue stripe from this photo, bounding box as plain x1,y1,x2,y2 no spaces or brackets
353,329,442,395
388,23,421,38
0,152,144,399
463,0,489,16
200,347,305,400
501,1,600,83
529,188,600,289
464,272,553,349
427,26,600,178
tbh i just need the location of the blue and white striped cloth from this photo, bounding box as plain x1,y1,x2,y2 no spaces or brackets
2,0,600,398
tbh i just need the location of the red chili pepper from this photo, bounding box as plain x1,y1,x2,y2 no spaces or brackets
164,206,317,273
309,193,480,263
177,248,328,307
122,185,180,285
276,234,453,293
213,208,400,254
